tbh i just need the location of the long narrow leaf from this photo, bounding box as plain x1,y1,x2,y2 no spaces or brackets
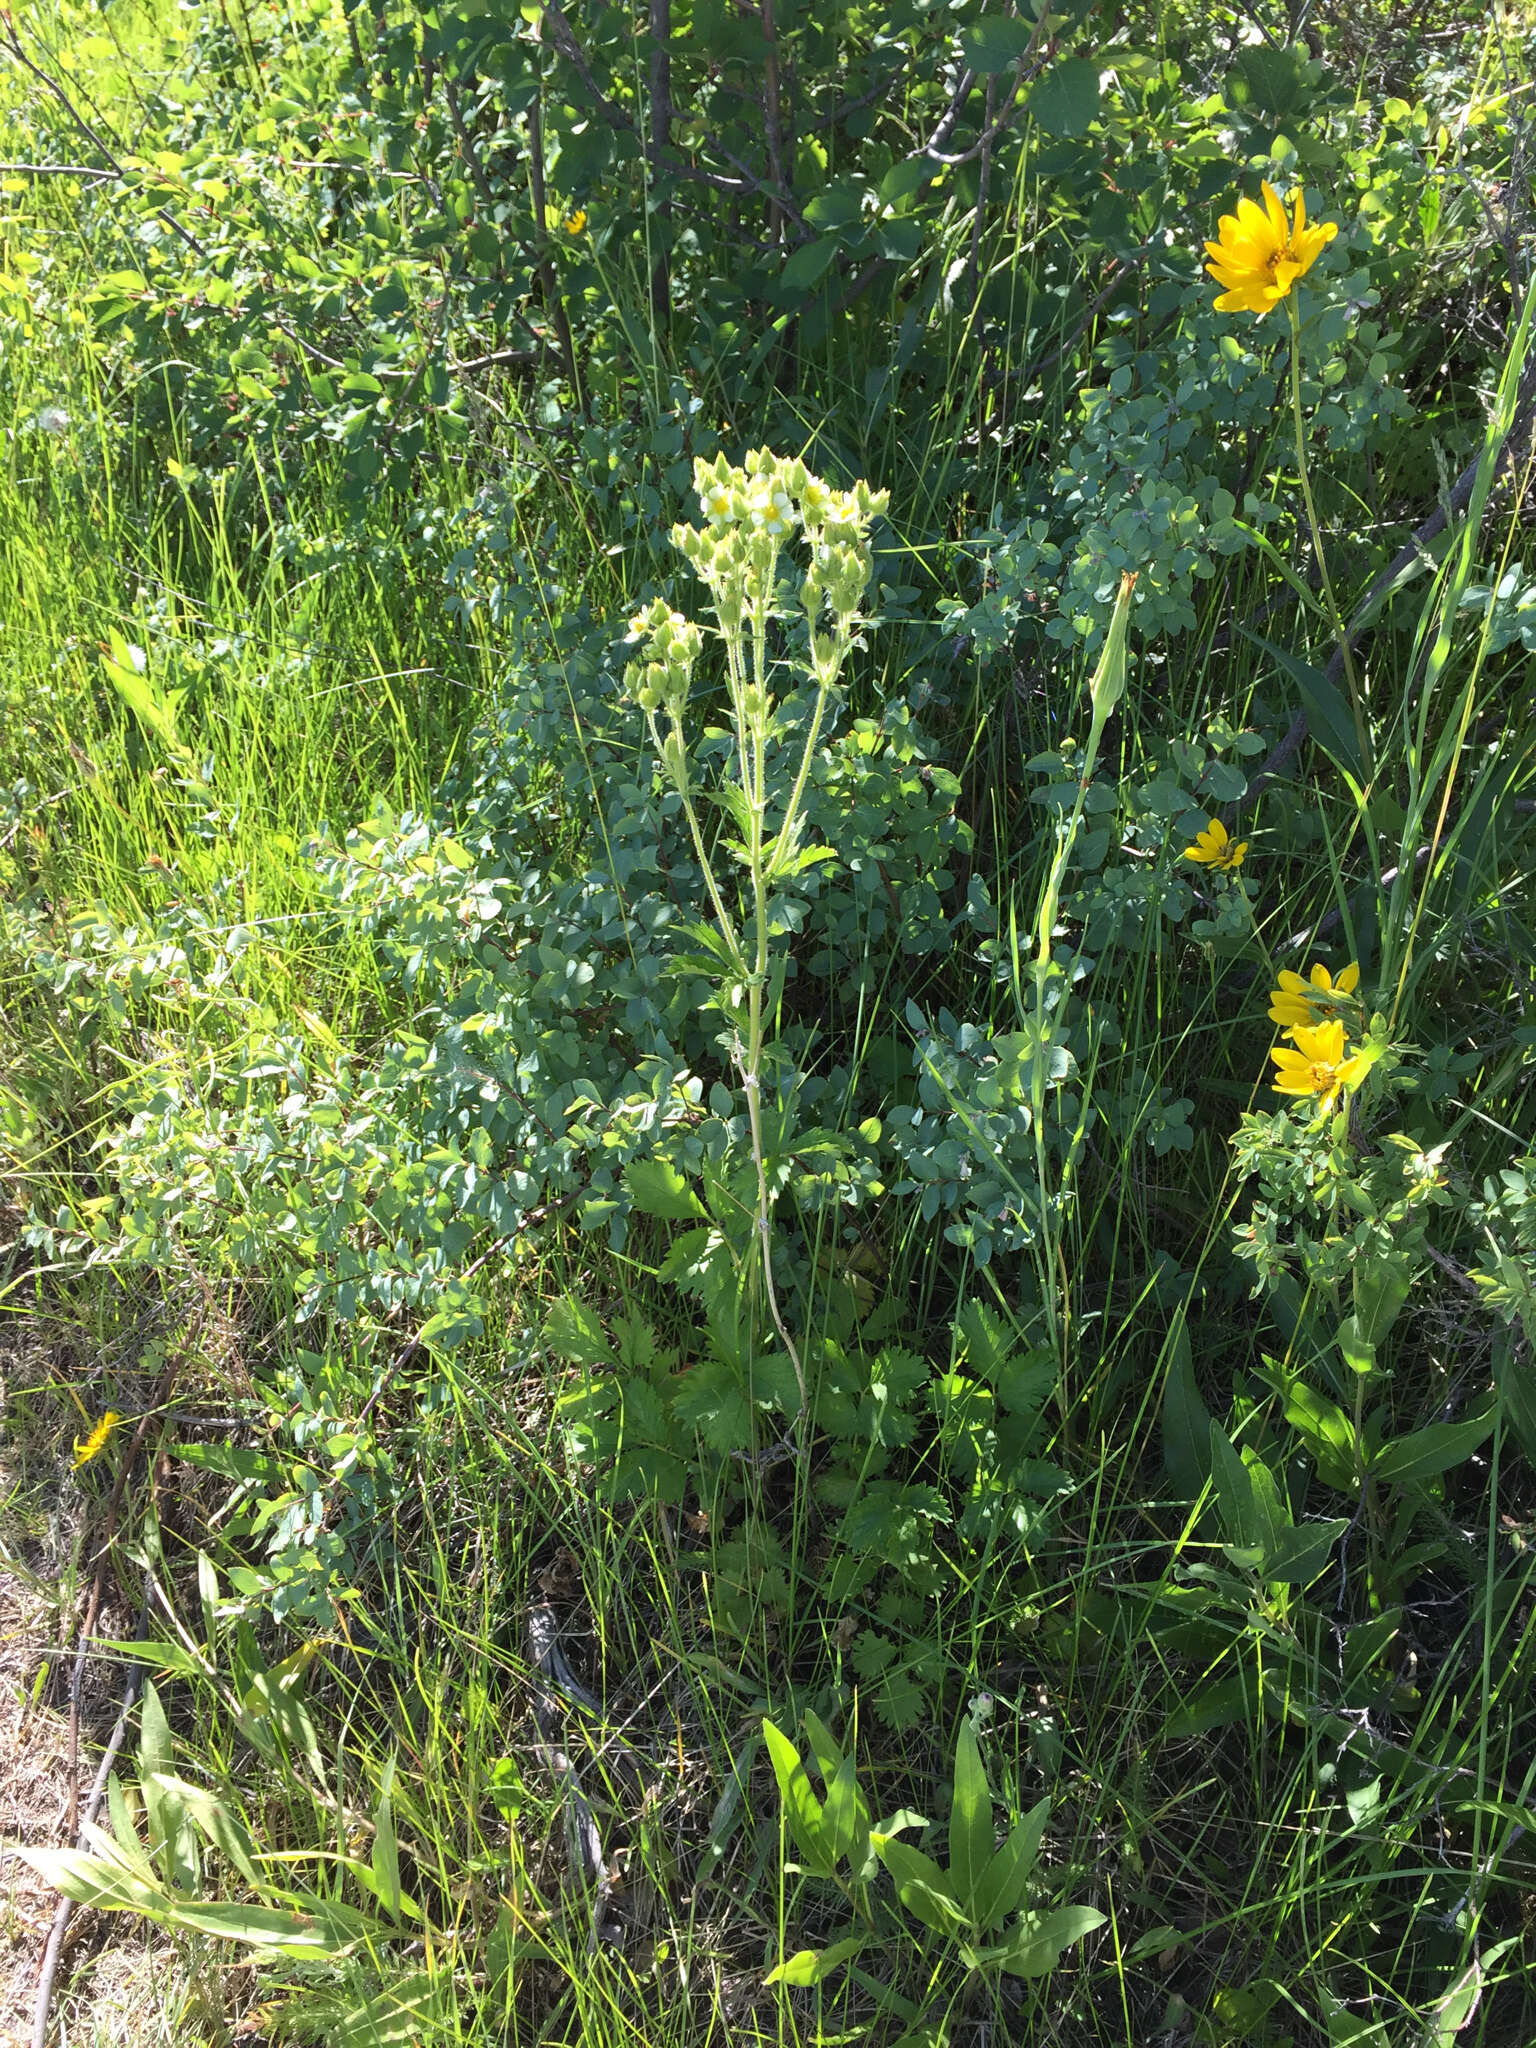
761,1718,835,1877
946,1724,994,1923
970,1798,1051,1933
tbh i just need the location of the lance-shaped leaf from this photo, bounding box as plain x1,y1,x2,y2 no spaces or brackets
874,1835,969,1940
970,1797,1051,1934
947,1724,995,1925
761,1718,837,1878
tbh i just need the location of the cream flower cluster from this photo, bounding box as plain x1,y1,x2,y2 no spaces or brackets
689,448,887,546
623,597,705,716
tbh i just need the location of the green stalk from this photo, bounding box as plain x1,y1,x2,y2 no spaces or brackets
1027,573,1136,1385
1286,295,1371,777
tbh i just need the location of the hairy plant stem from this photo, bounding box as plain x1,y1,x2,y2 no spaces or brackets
1025,575,1135,1396
732,581,809,1432
1287,295,1370,774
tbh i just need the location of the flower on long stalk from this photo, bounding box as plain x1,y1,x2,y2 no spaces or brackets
1268,960,1361,1034
1270,1018,1368,1115
1182,817,1247,871
1204,182,1337,317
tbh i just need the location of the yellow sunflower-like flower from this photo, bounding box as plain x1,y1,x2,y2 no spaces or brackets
1268,960,1361,1034
1182,818,1247,871
1269,1018,1368,1115
1204,182,1338,317
563,209,587,236
72,1410,121,1470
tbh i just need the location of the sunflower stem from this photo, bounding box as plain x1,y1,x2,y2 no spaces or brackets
1287,295,1371,776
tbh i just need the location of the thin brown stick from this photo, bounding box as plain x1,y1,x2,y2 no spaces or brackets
31,1592,152,2048
63,1352,177,1835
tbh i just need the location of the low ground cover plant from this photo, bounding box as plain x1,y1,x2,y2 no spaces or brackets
3,1,1536,2044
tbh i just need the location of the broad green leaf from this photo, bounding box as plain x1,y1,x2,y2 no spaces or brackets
875,1837,967,1938
800,1709,845,1789
139,1683,198,1893
1494,1331,1536,1461
1029,58,1101,137
159,1897,347,1953
1163,1672,1255,1740
779,234,838,294
105,1776,160,1885
93,1639,206,1680
418,1301,483,1351
168,1441,284,1485
1371,1409,1493,1485
1335,1314,1378,1379
372,1785,402,1922
970,1799,1050,1933
17,1843,169,1919
197,1550,220,1655
960,17,1033,72
947,1724,994,1923
879,158,938,205
1418,1938,1519,2047
765,1932,868,1985
151,1774,261,1891
1279,1379,1358,1491
1210,1424,1262,1552
1353,1257,1414,1350
1259,1517,1349,1585
820,1750,869,1866
997,1903,1106,1977
761,1718,835,1877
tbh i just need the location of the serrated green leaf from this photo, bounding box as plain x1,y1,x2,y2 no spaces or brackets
542,1297,611,1365
625,1157,706,1220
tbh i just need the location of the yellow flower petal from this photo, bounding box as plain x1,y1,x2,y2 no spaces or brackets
1205,185,1338,318
73,1411,121,1469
